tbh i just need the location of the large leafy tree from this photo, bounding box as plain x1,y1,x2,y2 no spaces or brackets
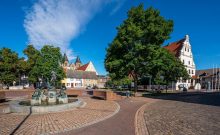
147,46,189,87
105,4,173,92
0,48,19,85
24,45,65,85
23,45,41,83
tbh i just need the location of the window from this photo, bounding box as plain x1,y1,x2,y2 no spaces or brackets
183,60,185,64
188,61,190,65
188,48,189,52
185,47,187,51
75,83,82,87
192,70,194,74
188,70,190,74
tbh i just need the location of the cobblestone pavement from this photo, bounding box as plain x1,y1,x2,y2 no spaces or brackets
0,97,119,135
142,93,220,135
61,97,147,135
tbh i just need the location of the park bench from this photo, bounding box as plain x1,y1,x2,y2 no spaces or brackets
65,89,83,97
93,90,122,101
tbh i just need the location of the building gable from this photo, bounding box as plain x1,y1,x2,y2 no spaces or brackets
77,61,98,75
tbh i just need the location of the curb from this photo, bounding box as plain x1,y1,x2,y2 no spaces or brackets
135,103,149,135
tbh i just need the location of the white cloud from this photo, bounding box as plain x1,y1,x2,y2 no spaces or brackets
24,0,125,60
110,0,127,15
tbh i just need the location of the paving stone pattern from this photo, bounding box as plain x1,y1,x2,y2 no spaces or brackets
0,97,118,135
143,94,220,135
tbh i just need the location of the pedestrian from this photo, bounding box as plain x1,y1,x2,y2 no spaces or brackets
126,90,130,98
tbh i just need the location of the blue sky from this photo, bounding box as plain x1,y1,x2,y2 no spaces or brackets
0,0,220,75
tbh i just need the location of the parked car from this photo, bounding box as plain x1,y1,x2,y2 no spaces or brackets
86,86,92,89
178,84,188,92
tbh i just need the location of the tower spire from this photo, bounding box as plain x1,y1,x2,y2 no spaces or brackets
75,56,81,64
64,53,68,62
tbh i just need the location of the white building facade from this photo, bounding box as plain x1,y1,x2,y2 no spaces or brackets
165,35,196,90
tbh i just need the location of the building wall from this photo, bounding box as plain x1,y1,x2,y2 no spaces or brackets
85,62,98,75
61,78,83,88
97,76,110,88
176,36,196,90
83,79,98,87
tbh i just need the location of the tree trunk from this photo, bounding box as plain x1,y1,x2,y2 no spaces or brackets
134,79,138,96
166,81,168,93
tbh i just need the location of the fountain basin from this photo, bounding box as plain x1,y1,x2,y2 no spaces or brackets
9,98,85,114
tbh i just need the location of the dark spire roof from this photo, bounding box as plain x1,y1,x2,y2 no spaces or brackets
64,53,68,62
75,56,81,64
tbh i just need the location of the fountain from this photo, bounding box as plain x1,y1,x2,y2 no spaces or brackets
31,71,68,105
9,71,85,113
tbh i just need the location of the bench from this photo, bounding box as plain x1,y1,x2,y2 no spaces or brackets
65,89,83,97
0,91,6,102
93,90,122,101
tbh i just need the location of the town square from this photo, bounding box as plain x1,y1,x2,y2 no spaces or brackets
0,0,220,135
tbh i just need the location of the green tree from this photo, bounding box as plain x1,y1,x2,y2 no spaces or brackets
25,45,65,85
106,76,131,89
147,46,189,87
0,48,19,86
23,45,41,83
105,4,173,92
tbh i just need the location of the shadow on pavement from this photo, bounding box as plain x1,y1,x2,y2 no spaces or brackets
143,91,220,107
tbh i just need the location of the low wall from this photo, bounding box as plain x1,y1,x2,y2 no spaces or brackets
0,91,6,100
9,86,23,90
65,89,83,96
93,90,122,101
93,90,106,99
9,99,85,113
1,89,83,99
2,90,34,99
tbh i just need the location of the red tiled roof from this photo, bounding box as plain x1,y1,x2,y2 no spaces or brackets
192,75,198,79
77,63,89,71
164,38,185,57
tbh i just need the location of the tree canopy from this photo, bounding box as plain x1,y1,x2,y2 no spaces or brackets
0,45,66,87
0,48,21,85
24,45,65,84
105,4,189,91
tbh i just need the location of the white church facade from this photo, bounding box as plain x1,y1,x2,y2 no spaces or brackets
164,35,196,90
